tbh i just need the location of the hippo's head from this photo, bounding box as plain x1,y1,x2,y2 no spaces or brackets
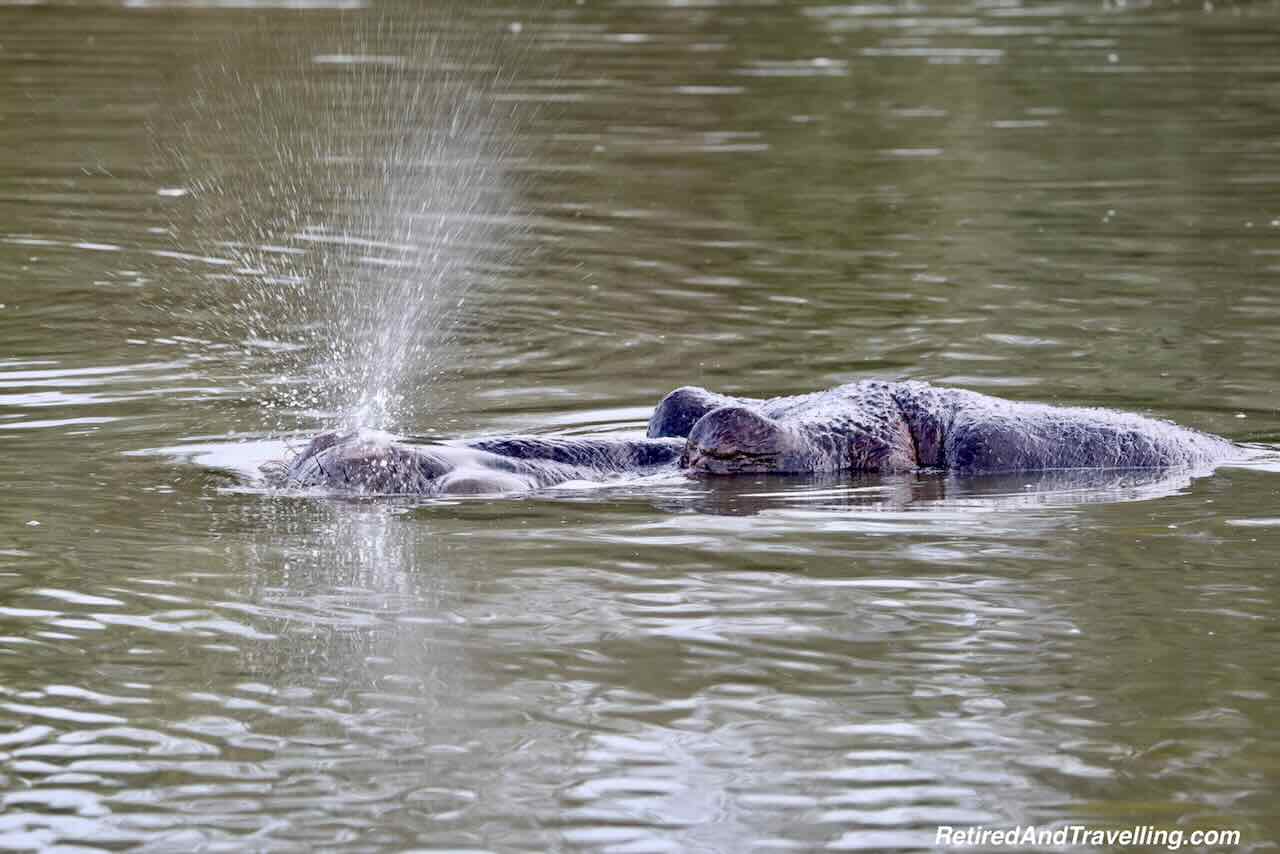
271,431,537,496
279,431,452,494
682,406,802,474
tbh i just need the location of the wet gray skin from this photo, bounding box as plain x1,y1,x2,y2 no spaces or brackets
274,381,1240,495
653,380,1240,475
272,430,686,496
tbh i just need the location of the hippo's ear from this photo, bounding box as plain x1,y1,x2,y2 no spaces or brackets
648,386,729,438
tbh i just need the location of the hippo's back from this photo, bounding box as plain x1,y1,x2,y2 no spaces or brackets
891,381,1237,473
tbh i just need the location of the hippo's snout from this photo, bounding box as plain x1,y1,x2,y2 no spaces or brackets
683,406,789,474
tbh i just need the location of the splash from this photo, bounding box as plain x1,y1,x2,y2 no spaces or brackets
161,13,527,433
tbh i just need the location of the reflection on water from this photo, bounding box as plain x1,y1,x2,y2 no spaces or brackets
655,465,1225,516
3,0,1280,850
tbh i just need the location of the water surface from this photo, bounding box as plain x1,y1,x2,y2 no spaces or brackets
2,0,1279,850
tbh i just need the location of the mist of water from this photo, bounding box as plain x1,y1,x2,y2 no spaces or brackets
162,15,527,434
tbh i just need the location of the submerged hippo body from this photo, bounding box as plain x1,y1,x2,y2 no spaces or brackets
272,381,1237,495
273,430,685,496
652,380,1236,475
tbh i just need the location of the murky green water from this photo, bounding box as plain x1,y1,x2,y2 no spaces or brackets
2,0,1279,850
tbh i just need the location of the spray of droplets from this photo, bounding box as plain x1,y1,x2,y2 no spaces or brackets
159,12,530,434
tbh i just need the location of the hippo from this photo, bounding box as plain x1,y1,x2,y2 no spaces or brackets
650,380,1236,474
268,429,686,496
268,380,1239,495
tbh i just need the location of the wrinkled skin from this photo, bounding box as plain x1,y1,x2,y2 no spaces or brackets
653,380,1237,475
270,381,1238,495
